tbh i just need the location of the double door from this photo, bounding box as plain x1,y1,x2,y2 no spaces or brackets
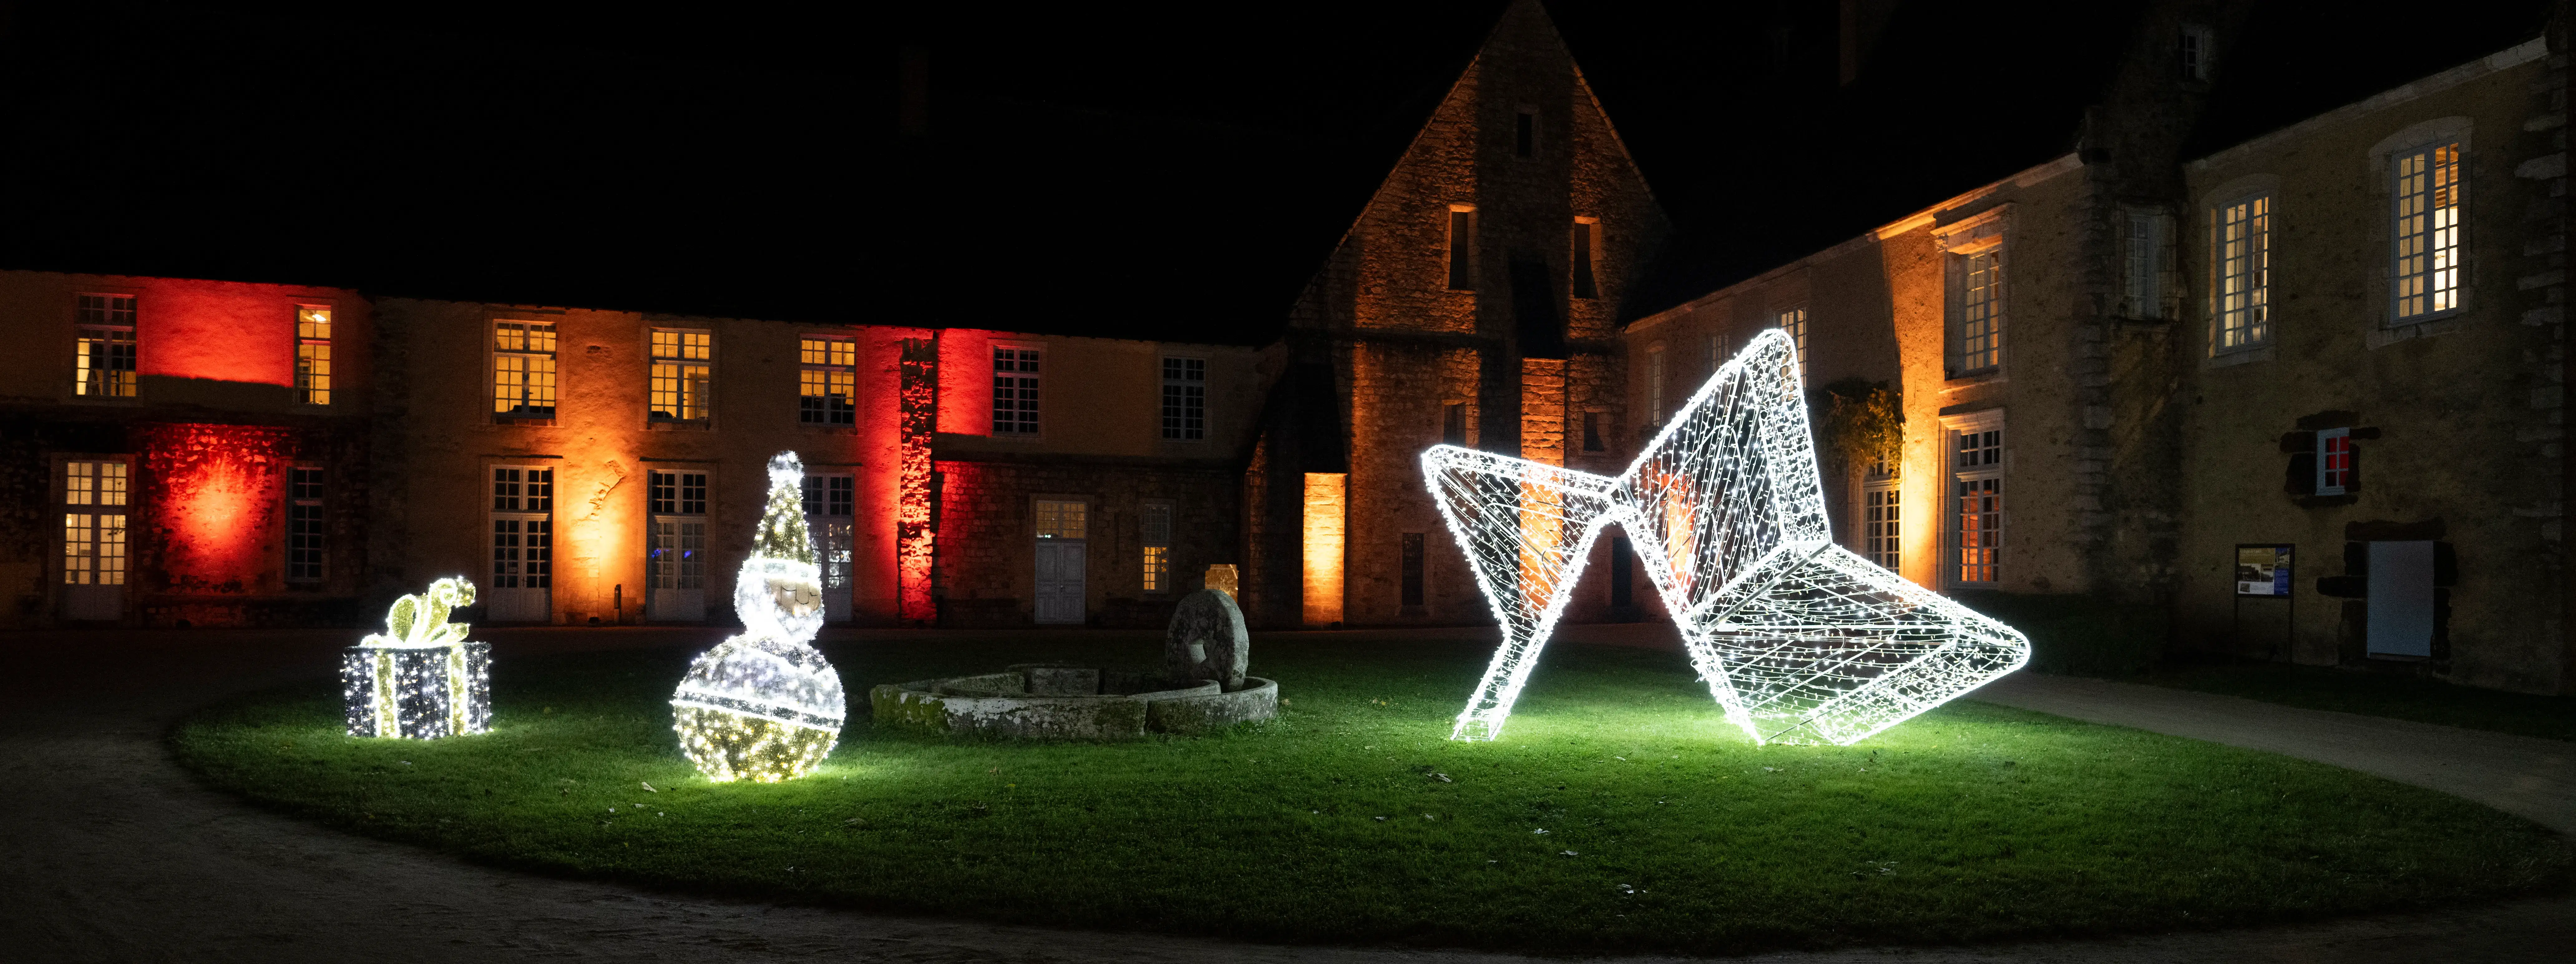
648,516,706,621
489,515,552,621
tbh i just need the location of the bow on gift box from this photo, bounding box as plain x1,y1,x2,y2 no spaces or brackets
363,577,476,649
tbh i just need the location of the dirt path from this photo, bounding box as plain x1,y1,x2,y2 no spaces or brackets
1,627,2568,962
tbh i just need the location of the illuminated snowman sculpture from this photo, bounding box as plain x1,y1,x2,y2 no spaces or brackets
668,452,847,782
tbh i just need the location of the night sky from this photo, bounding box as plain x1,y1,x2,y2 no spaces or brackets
1,1,2557,343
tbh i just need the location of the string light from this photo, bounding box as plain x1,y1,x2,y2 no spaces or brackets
341,576,491,739
1423,330,2028,745
669,452,846,782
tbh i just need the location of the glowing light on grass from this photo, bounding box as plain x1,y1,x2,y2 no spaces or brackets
342,576,491,739
1424,330,2027,745
669,452,846,782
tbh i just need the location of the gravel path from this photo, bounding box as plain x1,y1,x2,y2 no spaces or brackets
1,627,2568,962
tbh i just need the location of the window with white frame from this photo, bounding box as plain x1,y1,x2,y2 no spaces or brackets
650,329,713,422
493,320,558,421
993,345,1040,435
803,472,855,600
62,460,128,586
1139,501,1174,592
2215,195,2271,351
1948,418,2003,586
2316,427,2353,496
1034,498,1087,540
492,467,554,591
2180,24,2214,81
1646,341,1667,420
799,336,856,425
75,294,137,398
295,306,333,405
1864,460,1900,572
2121,208,2174,320
1775,306,1808,381
648,471,707,593
2392,141,2464,321
1160,357,1205,441
1948,250,2003,375
288,466,325,582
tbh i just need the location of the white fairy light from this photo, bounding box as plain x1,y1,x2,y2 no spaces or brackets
669,452,846,783
1423,330,2028,745
341,576,491,739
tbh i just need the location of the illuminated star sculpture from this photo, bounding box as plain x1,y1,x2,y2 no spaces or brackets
1423,330,2028,745
669,452,847,782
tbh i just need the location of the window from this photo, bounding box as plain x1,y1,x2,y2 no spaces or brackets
2180,24,2214,80
1140,502,1173,592
75,295,138,398
62,460,128,586
1571,218,1600,300
1447,206,1476,290
1775,306,1808,381
1161,357,1206,440
1442,402,1468,445
492,467,554,592
1401,532,1425,607
802,473,854,518
798,336,857,425
2317,427,2353,496
804,473,855,603
1034,499,1087,540
993,346,1040,435
288,466,325,582
1646,342,1667,419
650,329,713,422
1706,332,1724,373
1514,109,1536,158
493,321,558,420
493,466,554,512
1949,250,2003,375
2393,142,2464,321
294,307,332,405
1952,425,2003,585
2121,209,2174,320
648,471,707,593
2216,195,2271,351
1582,411,1605,452
1864,481,1901,572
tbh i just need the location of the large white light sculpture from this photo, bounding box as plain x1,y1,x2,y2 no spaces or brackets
342,576,491,739
669,452,846,783
1424,330,2028,745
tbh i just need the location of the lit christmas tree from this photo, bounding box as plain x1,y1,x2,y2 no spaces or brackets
669,452,846,782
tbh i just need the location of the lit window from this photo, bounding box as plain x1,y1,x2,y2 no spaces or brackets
649,471,707,593
1034,499,1087,540
75,295,137,398
1571,218,1600,300
1775,307,1808,381
295,307,332,405
1950,251,2003,375
1647,342,1667,418
62,460,128,586
2122,209,2173,319
1161,357,1206,441
1140,502,1173,592
993,346,1040,435
798,336,857,426
1447,206,1476,290
1953,427,2002,585
650,329,714,422
289,466,325,582
2317,427,2352,496
493,321,558,420
2393,142,2464,321
2216,195,2271,351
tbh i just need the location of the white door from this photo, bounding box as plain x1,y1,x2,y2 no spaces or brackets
1035,541,1086,624
649,517,706,621
489,515,552,622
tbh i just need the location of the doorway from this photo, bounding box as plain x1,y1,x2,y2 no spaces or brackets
1033,498,1087,624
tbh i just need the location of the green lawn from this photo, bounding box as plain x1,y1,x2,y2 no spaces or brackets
170,632,2571,955
2133,658,2576,743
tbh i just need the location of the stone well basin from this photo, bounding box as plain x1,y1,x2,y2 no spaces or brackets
870,663,1277,740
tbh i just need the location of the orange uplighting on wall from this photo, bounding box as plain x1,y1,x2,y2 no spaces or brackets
1302,472,1347,627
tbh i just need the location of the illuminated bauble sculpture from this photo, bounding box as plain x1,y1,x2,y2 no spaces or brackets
342,576,491,739
1423,329,2029,746
669,452,846,782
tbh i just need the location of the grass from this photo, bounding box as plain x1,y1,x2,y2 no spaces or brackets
2131,657,2576,743
170,631,2571,955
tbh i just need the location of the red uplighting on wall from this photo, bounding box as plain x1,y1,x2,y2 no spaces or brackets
897,337,939,622
140,280,303,387
135,423,301,594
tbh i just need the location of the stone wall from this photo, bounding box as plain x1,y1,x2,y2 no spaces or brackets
932,457,1242,628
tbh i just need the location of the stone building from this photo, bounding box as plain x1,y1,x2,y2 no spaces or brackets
1240,0,1668,629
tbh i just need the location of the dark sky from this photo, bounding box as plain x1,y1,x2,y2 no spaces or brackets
0,1,2558,343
